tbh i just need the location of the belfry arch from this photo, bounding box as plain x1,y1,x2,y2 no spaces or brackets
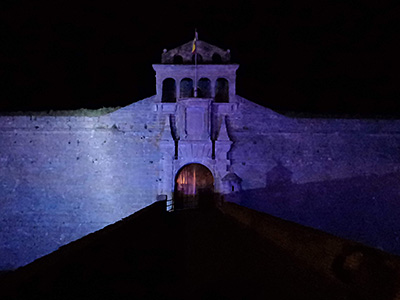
197,78,211,98
174,163,214,210
162,78,176,102
215,78,229,102
180,78,194,98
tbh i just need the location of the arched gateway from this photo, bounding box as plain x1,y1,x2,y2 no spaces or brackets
174,164,214,210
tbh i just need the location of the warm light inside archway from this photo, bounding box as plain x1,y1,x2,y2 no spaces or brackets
174,164,214,210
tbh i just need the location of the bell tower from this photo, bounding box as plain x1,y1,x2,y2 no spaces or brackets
153,38,241,210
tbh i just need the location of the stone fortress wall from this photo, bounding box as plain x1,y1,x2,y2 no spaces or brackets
1,37,400,270
230,95,400,190
1,93,400,269
227,96,400,255
0,97,164,269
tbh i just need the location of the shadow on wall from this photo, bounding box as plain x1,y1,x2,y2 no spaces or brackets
265,160,293,189
224,170,400,256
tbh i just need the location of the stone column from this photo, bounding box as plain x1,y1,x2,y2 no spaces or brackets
210,78,216,98
156,74,162,98
176,78,181,100
229,75,236,101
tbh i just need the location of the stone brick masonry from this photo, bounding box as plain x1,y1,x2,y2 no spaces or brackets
2,94,400,269
1,39,400,270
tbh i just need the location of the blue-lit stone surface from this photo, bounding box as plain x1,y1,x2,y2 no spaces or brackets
1,39,400,270
2,94,400,269
0,97,163,269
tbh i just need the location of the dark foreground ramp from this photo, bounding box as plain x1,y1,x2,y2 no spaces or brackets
0,201,398,299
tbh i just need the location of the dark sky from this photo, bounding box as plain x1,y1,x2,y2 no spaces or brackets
1,0,399,116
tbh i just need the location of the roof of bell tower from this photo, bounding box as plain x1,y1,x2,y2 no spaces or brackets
161,40,231,64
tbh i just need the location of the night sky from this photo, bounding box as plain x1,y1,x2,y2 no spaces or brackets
1,0,399,116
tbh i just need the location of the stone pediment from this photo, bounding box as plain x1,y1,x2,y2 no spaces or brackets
161,40,230,64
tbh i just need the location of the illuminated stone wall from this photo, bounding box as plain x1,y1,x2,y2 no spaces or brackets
0,96,163,269
1,93,400,269
224,96,400,255
228,96,400,190
3,38,399,270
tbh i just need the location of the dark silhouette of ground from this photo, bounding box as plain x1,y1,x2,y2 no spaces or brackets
0,201,381,300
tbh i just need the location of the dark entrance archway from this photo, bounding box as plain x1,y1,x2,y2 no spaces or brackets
174,163,214,210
